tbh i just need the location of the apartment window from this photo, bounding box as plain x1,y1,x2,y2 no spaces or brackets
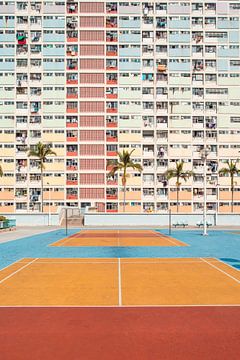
231,117,240,123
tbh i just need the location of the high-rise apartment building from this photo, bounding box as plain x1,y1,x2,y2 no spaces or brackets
0,0,240,214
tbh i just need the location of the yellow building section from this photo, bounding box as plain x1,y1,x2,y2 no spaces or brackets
0,258,239,306
52,230,186,247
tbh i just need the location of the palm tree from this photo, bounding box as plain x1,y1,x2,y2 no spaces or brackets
107,149,143,212
27,142,56,212
219,159,240,213
0,165,3,177
164,160,194,213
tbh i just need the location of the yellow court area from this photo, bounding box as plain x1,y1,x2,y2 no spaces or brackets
52,230,186,247
0,258,239,306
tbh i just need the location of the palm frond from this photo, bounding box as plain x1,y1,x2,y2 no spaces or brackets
165,162,194,182
27,149,39,158
44,148,57,157
126,161,143,172
218,167,230,176
27,142,56,159
107,163,124,177
164,169,176,180
131,162,143,172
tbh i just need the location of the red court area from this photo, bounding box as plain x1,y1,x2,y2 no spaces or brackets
0,307,240,360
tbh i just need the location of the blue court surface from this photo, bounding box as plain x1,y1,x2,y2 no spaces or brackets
0,228,240,271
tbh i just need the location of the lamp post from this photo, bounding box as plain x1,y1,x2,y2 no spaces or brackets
200,147,210,236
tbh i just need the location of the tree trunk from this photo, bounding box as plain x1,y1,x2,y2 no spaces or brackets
177,185,179,213
122,173,126,213
41,166,43,213
231,175,234,213
123,183,126,213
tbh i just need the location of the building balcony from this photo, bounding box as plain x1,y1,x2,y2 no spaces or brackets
0,4,15,13
66,79,78,85
143,136,154,143
67,37,78,42
67,165,78,171
66,151,78,157
66,180,78,186
106,21,117,28
106,108,117,113
66,108,78,113
106,121,118,128
106,194,118,200
67,93,78,99
107,179,118,186
106,93,117,99
1,204,14,214
106,65,117,71
67,54,78,61
67,66,78,71
119,19,141,28
106,4,117,14
67,136,78,142
67,194,78,200
107,151,117,156
106,136,118,142
0,190,14,201
106,79,117,85
106,35,118,42
67,4,78,13
43,4,65,14
66,122,78,128
106,50,117,56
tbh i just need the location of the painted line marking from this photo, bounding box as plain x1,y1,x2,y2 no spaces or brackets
0,258,38,285
200,258,240,285
216,258,240,272
18,260,214,265
118,258,122,306
54,236,73,246
0,258,24,272
151,230,183,246
32,261,119,264
0,304,239,308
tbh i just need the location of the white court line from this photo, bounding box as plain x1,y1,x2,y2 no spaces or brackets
31,261,119,264
200,258,240,285
53,235,74,246
119,260,208,264
150,230,184,246
0,304,239,308
0,258,38,285
21,259,209,265
0,258,24,273
16,259,211,265
215,257,240,272
118,258,122,306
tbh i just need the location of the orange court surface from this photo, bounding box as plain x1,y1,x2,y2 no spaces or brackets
1,227,240,360
51,229,187,247
0,257,239,306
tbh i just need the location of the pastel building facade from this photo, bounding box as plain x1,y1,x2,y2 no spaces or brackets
0,0,240,214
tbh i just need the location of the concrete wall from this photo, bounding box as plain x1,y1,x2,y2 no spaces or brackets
1,212,240,227
84,213,240,227
0,214,59,226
